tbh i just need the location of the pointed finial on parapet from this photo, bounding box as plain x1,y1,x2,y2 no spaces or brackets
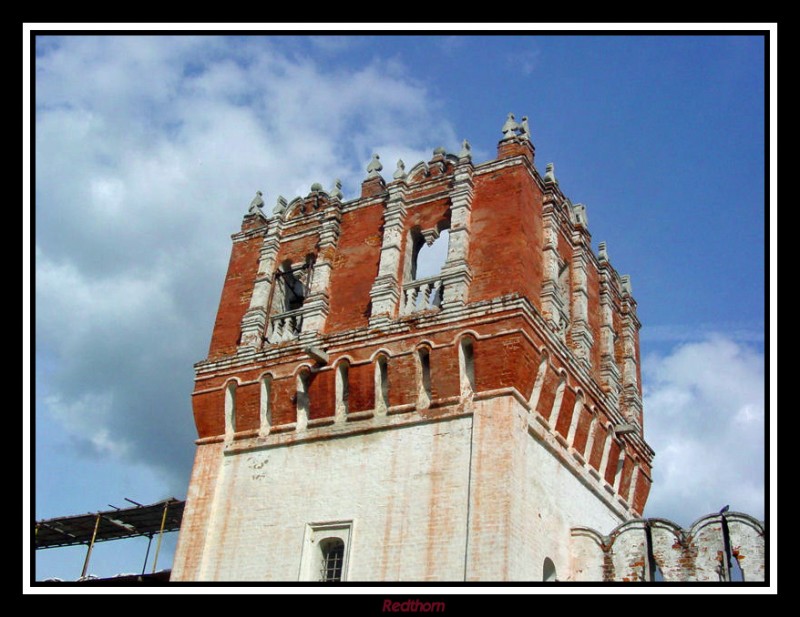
273,195,288,215
248,190,265,216
519,116,531,140
330,179,343,200
501,113,519,140
544,162,558,185
393,159,407,181
459,139,472,161
598,241,609,262
621,275,632,295
367,153,383,179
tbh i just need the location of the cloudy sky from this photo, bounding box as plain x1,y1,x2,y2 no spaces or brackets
28,29,772,582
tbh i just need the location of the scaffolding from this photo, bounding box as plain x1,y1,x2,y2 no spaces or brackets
35,497,185,581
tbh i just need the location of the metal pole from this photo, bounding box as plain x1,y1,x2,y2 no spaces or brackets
142,534,154,575
81,514,101,579
151,502,170,574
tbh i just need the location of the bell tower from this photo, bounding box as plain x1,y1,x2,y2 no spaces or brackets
172,114,654,582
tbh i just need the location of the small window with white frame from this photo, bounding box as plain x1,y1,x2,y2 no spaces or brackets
299,520,353,582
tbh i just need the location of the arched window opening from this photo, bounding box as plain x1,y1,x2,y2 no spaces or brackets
268,256,315,343
319,537,345,582
375,355,389,415
459,337,476,398
224,381,237,437
336,361,350,420
259,375,272,434
543,557,557,582
418,347,432,409
414,229,449,280
402,226,448,314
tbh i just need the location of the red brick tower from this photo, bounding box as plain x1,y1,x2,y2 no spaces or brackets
172,114,654,582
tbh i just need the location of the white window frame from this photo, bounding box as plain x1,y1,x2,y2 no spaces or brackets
298,520,354,582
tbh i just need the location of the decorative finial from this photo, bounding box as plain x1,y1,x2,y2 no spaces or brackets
310,182,323,193
458,139,472,160
572,203,588,227
248,190,265,215
519,116,531,140
598,241,608,262
501,112,519,140
273,195,288,215
433,146,446,157
621,275,632,295
544,162,557,184
366,153,383,178
330,179,343,200
393,159,407,180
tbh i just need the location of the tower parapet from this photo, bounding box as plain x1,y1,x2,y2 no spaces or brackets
176,114,655,582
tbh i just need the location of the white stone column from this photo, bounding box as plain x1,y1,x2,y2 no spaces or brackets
300,200,341,339
540,193,564,332
597,244,621,408
569,234,593,367
620,278,643,427
368,180,408,326
239,221,282,351
440,153,474,307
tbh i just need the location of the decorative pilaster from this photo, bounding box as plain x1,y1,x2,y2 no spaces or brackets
239,214,283,351
440,141,474,307
598,243,621,407
540,190,564,332
300,184,342,340
570,231,594,368
369,168,408,326
620,278,643,427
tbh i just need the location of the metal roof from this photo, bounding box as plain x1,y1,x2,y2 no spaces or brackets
35,498,185,549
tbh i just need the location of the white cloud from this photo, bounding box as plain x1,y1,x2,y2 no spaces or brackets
34,35,459,496
642,335,765,525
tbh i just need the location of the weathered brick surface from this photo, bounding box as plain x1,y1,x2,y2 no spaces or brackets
207,232,263,359
308,369,334,420
326,204,383,332
618,454,635,501
468,168,543,305
631,470,652,515
572,405,593,456
387,353,416,408
235,381,260,432
588,424,608,472
270,376,298,427
554,386,577,438
348,362,375,413
535,364,562,422
192,388,225,438
430,345,459,401
604,439,622,486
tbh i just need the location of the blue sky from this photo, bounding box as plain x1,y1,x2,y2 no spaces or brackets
28,29,772,583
